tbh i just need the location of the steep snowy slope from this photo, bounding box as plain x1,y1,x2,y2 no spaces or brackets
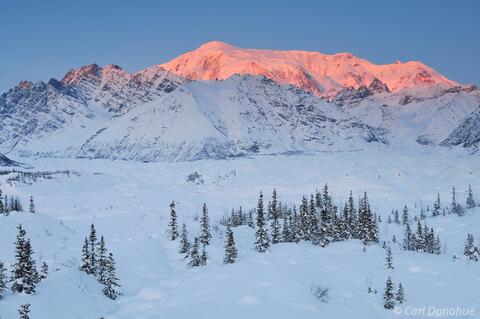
334,85,480,146
442,106,480,150
76,75,386,161
160,41,457,96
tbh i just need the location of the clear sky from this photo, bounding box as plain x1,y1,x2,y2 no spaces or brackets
1,0,479,93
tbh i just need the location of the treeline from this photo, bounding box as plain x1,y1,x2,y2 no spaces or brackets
0,188,37,215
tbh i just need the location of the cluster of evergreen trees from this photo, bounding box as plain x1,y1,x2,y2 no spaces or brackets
401,215,441,254
170,201,239,266
80,224,121,300
383,276,405,310
0,224,48,299
0,189,31,214
424,185,476,218
170,202,211,267
250,187,380,252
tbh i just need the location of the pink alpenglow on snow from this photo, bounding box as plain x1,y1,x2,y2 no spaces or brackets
160,41,457,96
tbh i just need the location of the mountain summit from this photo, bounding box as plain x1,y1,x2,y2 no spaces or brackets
160,41,457,96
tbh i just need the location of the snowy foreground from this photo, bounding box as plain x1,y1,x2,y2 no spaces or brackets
1,148,479,319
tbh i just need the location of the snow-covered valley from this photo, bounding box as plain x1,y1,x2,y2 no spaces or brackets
1,148,479,318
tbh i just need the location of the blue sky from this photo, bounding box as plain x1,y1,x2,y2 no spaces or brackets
1,0,479,92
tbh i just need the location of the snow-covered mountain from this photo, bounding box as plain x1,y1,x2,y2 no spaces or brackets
160,41,457,96
1,41,479,162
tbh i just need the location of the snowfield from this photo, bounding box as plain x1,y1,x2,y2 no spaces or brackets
0,148,479,318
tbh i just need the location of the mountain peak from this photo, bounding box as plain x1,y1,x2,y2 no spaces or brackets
160,42,457,95
197,40,235,51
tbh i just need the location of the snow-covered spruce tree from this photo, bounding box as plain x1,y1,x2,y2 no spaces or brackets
97,236,108,285
200,244,208,266
357,193,378,244
224,224,238,264
432,193,441,217
308,195,320,240
403,223,414,251
315,189,323,210
385,246,394,270
254,192,270,253
0,260,7,298
179,223,190,254
299,196,309,240
317,208,330,247
88,224,98,275
18,303,31,319
11,225,39,294
402,206,409,225
169,201,179,240
393,209,400,224
466,184,476,209
415,220,424,252
281,208,292,242
188,237,202,267
464,234,479,261
28,196,35,214
451,186,464,216
103,252,121,300
322,184,333,215
237,206,244,226
434,235,442,255
247,209,254,228
39,261,48,281
270,189,281,244
80,237,91,273
346,191,357,237
199,203,211,246
396,283,405,304
383,277,395,310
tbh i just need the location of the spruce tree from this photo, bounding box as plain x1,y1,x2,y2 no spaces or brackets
200,244,208,266
247,209,254,228
466,184,476,209
224,225,238,264
451,186,464,216
385,246,394,270
88,224,98,275
40,261,48,281
403,223,414,251
396,283,405,304
254,192,270,252
402,206,409,225
415,220,424,251
270,189,281,244
11,225,38,294
199,203,211,246
383,276,395,310
281,208,292,242
432,193,441,217
188,237,202,267
169,201,179,240
18,303,31,319
97,236,108,285
80,237,91,273
28,196,35,214
103,252,121,300
179,223,190,254
0,260,7,299
317,209,330,247
464,234,479,261
394,209,400,224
